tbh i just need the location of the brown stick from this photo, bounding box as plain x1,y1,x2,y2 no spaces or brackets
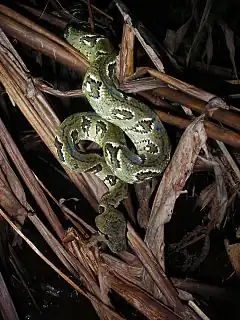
0,12,88,73
153,86,240,132
1,5,240,149
156,109,240,148
108,272,180,320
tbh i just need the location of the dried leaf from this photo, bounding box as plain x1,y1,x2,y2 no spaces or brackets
187,0,213,65
204,24,213,67
218,20,238,79
0,168,27,226
81,173,108,203
135,180,155,228
225,240,240,275
145,115,207,265
98,264,112,306
0,271,19,320
217,141,240,182
0,142,30,226
106,269,180,320
0,141,31,210
196,183,215,210
117,23,134,82
212,157,228,228
163,29,176,54
174,17,192,53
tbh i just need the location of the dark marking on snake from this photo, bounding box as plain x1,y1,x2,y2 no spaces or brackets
85,163,102,174
54,138,65,163
80,35,99,46
95,50,108,59
104,175,117,187
84,75,102,99
70,129,79,142
132,119,154,134
144,141,159,154
81,116,91,135
111,108,134,120
72,163,80,170
135,140,159,155
96,120,107,137
135,171,159,181
105,143,121,168
107,60,116,79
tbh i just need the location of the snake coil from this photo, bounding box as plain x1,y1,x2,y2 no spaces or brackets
55,25,171,252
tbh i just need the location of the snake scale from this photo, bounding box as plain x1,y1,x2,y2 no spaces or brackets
55,24,171,253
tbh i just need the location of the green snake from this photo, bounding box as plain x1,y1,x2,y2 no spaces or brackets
55,25,171,253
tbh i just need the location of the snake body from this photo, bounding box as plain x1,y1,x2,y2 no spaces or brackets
55,26,171,252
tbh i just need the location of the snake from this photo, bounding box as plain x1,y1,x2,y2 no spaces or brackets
55,24,171,253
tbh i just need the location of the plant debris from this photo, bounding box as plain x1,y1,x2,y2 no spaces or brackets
0,1,240,319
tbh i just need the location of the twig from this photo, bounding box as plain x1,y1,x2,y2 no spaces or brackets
0,208,125,320
115,0,165,72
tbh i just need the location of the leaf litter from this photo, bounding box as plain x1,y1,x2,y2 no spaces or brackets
0,1,240,319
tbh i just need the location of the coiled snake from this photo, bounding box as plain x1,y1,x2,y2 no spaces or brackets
55,26,171,252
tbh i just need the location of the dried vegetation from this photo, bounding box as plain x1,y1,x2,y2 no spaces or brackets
0,0,240,319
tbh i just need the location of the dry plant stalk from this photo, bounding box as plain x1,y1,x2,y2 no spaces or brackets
0,3,226,320
225,240,240,275
0,31,129,320
116,23,135,82
0,270,19,320
0,10,183,320
148,69,240,132
145,115,207,263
